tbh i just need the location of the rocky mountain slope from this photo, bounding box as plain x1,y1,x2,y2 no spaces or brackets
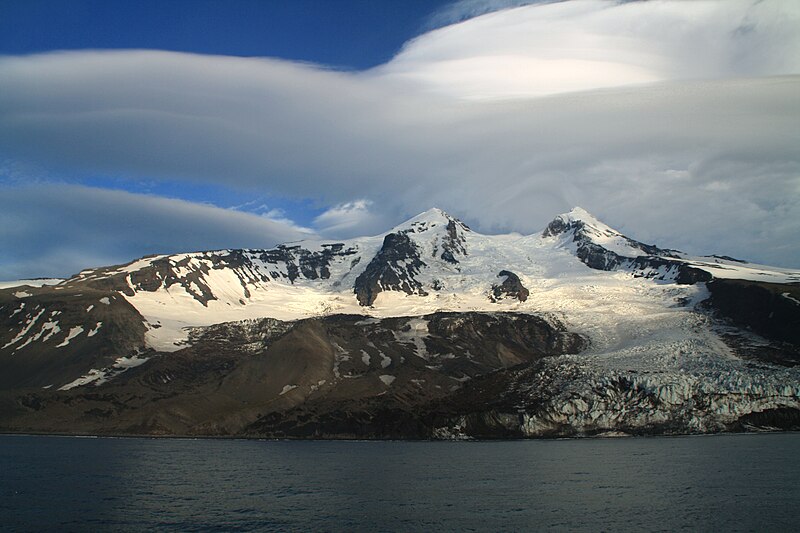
1,207,798,438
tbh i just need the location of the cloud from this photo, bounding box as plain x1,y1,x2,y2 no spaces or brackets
260,207,310,230
0,0,799,269
0,184,315,280
227,201,315,234
313,200,391,238
381,0,800,98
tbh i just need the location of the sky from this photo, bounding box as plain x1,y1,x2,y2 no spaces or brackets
1,0,799,280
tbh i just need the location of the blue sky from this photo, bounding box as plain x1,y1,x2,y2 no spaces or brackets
1,0,799,279
0,0,452,68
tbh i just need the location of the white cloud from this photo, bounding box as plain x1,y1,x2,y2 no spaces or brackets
228,201,315,234
380,0,800,99
313,200,391,238
0,0,798,270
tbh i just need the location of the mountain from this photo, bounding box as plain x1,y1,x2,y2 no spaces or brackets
1,207,799,438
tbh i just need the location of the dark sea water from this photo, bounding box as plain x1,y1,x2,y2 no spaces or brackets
1,433,799,532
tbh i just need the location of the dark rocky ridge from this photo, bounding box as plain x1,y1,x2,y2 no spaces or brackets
0,312,586,437
5,301,793,440
491,270,529,302
76,251,261,306
438,219,469,264
353,212,472,306
244,356,800,439
544,215,711,284
543,216,677,258
706,279,800,358
628,256,712,284
256,243,358,283
0,285,147,391
732,407,800,431
354,232,428,306
74,244,360,306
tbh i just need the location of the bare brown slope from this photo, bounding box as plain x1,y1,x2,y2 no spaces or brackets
0,312,585,437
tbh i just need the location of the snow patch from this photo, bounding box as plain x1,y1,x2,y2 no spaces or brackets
40,321,61,343
56,326,84,347
59,368,106,390
393,318,429,360
58,355,150,390
782,292,800,306
379,375,396,386
332,342,352,379
99,297,111,305
87,322,103,337
280,384,298,395
19,319,62,350
2,308,45,349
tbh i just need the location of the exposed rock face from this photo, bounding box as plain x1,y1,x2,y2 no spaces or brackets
544,214,676,257
544,212,710,284
73,244,362,307
0,312,586,437
439,219,469,264
491,271,529,302
419,358,800,439
628,256,712,285
574,240,625,270
78,251,262,305
243,312,586,438
707,279,800,347
354,232,428,306
423,312,584,360
733,407,800,431
541,216,570,239
256,243,358,283
0,285,147,391
5,304,796,440
710,254,747,263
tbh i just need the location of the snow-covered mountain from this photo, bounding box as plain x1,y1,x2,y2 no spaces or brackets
21,206,795,352
1,207,798,438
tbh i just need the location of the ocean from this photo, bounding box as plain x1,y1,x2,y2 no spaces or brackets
1,433,798,531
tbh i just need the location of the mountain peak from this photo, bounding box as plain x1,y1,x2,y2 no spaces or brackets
410,207,456,223
563,206,600,224
543,206,609,238
391,208,470,234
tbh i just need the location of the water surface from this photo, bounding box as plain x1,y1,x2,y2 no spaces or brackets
1,433,798,531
